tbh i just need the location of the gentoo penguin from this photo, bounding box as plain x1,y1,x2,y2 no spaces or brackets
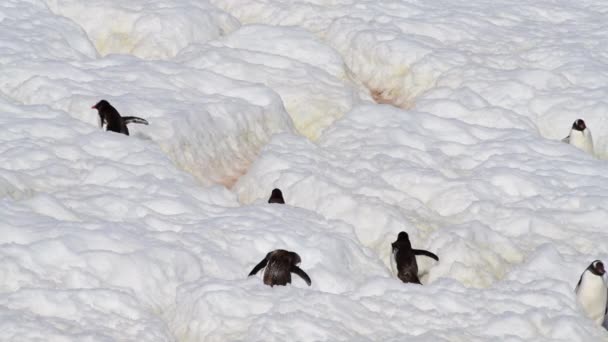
268,188,285,204
562,119,594,155
575,260,607,325
91,100,149,136
248,249,311,287
391,231,439,284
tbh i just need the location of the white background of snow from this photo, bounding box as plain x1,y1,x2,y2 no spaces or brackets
2,0,608,341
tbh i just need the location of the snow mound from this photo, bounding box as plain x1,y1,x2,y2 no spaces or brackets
0,4,295,187
177,24,363,139
44,0,240,59
171,276,604,341
0,0,97,60
235,104,608,289
213,0,608,155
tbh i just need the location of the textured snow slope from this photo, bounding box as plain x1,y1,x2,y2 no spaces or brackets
2,0,608,341
213,0,608,156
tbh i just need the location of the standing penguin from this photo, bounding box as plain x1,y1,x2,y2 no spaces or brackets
575,260,607,325
248,249,311,287
268,188,285,204
562,119,594,155
91,100,149,136
391,231,439,284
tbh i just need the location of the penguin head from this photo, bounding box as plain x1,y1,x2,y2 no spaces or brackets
268,188,285,204
590,260,605,276
271,249,301,265
572,119,586,132
288,251,302,266
92,99,111,110
397,231,409,241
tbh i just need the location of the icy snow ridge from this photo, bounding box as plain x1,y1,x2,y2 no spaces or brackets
2,0,608,341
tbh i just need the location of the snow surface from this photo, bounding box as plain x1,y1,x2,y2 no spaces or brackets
2,0,608,341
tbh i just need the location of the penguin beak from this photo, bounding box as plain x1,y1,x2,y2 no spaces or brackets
91,105,97,109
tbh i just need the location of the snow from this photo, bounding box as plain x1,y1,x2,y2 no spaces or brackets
175,24,363,139
2,0,608,341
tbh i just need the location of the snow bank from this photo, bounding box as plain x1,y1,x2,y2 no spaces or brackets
44,0,241,59
235,104,608,338
0,64,292,186
237,104,608,280
0,1,296,187
176,24,363,139
212,0,608,156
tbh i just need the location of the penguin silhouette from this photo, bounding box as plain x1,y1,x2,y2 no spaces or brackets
575,260,607,325
248,249,311,287
562,119,594,155
92,100,148,136
268,188,285,204
390,231,439,284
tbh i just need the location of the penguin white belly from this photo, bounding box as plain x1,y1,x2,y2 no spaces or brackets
569,130,594,155
576,273,607,325
390,249,398,276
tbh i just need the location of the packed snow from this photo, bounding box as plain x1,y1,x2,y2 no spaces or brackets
2,0,608,341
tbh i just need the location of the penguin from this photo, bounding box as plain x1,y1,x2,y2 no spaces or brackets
248,249,311,287
268,188,285,204
91,100,149,136
562,119,594,155
391,231,439,284
575,260,607,325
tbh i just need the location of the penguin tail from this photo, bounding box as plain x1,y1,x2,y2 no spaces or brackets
123,116,149,125
398,272,421,284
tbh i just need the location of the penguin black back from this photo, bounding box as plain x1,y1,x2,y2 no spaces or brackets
92,100,149,136
92,100,128,135
248,249,311,287
391,231,439,284
268,188,285,204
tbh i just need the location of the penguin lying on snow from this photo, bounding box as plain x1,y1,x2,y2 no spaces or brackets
391,231,439,284
248,249,312,287
575,260,607,325
92,100,149,136
268,188,285,204
562,119,594,155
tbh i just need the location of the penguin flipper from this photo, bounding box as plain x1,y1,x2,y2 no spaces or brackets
291,266,312,286
575,273,583,292
413,249,439,261
98,113,105,128
122,116,149,125
248,257,268,277
562,135,570,143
